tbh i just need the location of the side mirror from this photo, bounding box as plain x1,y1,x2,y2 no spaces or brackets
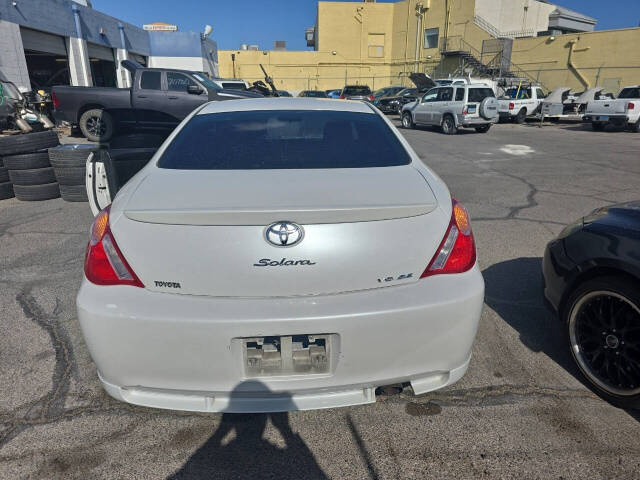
188,85,204,95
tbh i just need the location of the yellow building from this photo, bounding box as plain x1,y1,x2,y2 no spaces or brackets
219,0,640,94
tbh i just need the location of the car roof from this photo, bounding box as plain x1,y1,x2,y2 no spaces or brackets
198,98,375,115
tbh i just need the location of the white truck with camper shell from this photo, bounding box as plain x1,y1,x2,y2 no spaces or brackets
584,86,640,132
497,84,546,123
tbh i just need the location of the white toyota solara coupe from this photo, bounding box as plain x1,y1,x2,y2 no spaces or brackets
77,98,484,413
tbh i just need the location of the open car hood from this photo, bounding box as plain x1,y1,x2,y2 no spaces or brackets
409,73,435,90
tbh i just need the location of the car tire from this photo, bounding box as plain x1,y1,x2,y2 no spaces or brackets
475,125,491,134
628,120,640,133
514,108,527,124
53,166,86,186
8,167,56,186
13,182,60,201
401,113,415,129
0,181,14,200
59,184,89,202
2,152,51,170
0,130,59,156
564,275,640,409
48,144,99,168
441,115,457,135
591,122,605,131
0,167,8,183
79,109,115,143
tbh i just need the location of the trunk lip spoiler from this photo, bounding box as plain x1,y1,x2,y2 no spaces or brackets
123,203,438,226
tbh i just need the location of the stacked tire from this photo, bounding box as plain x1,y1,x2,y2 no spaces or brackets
48,144,99,202
0,156,13,200
0,131,60,201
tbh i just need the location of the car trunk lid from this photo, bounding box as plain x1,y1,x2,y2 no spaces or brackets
111,166,448,297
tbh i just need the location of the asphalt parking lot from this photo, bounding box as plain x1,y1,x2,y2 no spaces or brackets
1,120,640,479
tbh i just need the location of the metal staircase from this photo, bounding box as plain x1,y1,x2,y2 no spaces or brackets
435,36,548,91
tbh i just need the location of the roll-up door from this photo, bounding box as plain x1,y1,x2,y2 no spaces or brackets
21,28,67,55
87,43,115,61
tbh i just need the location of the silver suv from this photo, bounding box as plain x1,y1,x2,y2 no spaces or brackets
401,84,499,134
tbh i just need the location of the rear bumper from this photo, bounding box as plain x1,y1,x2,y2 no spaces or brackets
77,265,484,412
583,114,630,124
52,108,75,125
457,115,497,127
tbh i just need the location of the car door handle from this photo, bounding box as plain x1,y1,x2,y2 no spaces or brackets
168,96,178,100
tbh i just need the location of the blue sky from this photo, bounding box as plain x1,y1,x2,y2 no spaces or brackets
92,0,640,51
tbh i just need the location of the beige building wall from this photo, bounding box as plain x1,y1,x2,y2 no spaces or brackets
510,27,640,93
218,0,639,95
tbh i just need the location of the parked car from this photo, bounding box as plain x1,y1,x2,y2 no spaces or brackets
298,90,328,98
401,84,499,134
339,85,373,101
584,86,640,132
375,88,423,114
209,78,250,90
326,89,341,99
540,87,614,122
79,98,484,413
372,85,404,100
277,90,293,97
543,201,640,408
52,61,262,142
497,84,546,123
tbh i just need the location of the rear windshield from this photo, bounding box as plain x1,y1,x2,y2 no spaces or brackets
467,88,495,103
158,110,411,170
342,86,371,95
502,87,532,99
618,87,640,99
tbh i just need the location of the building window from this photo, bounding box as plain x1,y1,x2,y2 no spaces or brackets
424,28,439,49
368,33,385,58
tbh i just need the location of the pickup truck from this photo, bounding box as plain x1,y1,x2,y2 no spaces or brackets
52,61,261,142
497,85,546,124
583,86,640,132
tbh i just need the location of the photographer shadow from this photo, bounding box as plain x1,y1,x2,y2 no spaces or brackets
168,380,327,480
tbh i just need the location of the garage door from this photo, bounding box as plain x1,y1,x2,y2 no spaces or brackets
87,43,114,61
21,28,67,55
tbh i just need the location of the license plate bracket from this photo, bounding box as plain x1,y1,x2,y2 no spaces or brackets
599,115,609,121
240,334,335,377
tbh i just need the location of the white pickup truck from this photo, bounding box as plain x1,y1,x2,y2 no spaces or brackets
584,86,640,132
497,85,546,124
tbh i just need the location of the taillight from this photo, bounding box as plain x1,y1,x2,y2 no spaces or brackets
509,102,515,110
52,92,59,109
629,103,635,110
420,199,476,278
339,95,345,99
368,95,374,101
84,205,144,287
462,106,468,115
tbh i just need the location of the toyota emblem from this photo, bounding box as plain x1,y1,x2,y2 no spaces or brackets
265,222,304,247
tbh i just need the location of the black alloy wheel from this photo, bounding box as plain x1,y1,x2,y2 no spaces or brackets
566,277,640,407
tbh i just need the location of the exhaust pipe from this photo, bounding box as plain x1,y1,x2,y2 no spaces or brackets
15,118,32,133
39,114,55,130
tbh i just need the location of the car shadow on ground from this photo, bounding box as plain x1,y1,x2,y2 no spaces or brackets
483,257,640,420
483,257,576,374
167,381,328,480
